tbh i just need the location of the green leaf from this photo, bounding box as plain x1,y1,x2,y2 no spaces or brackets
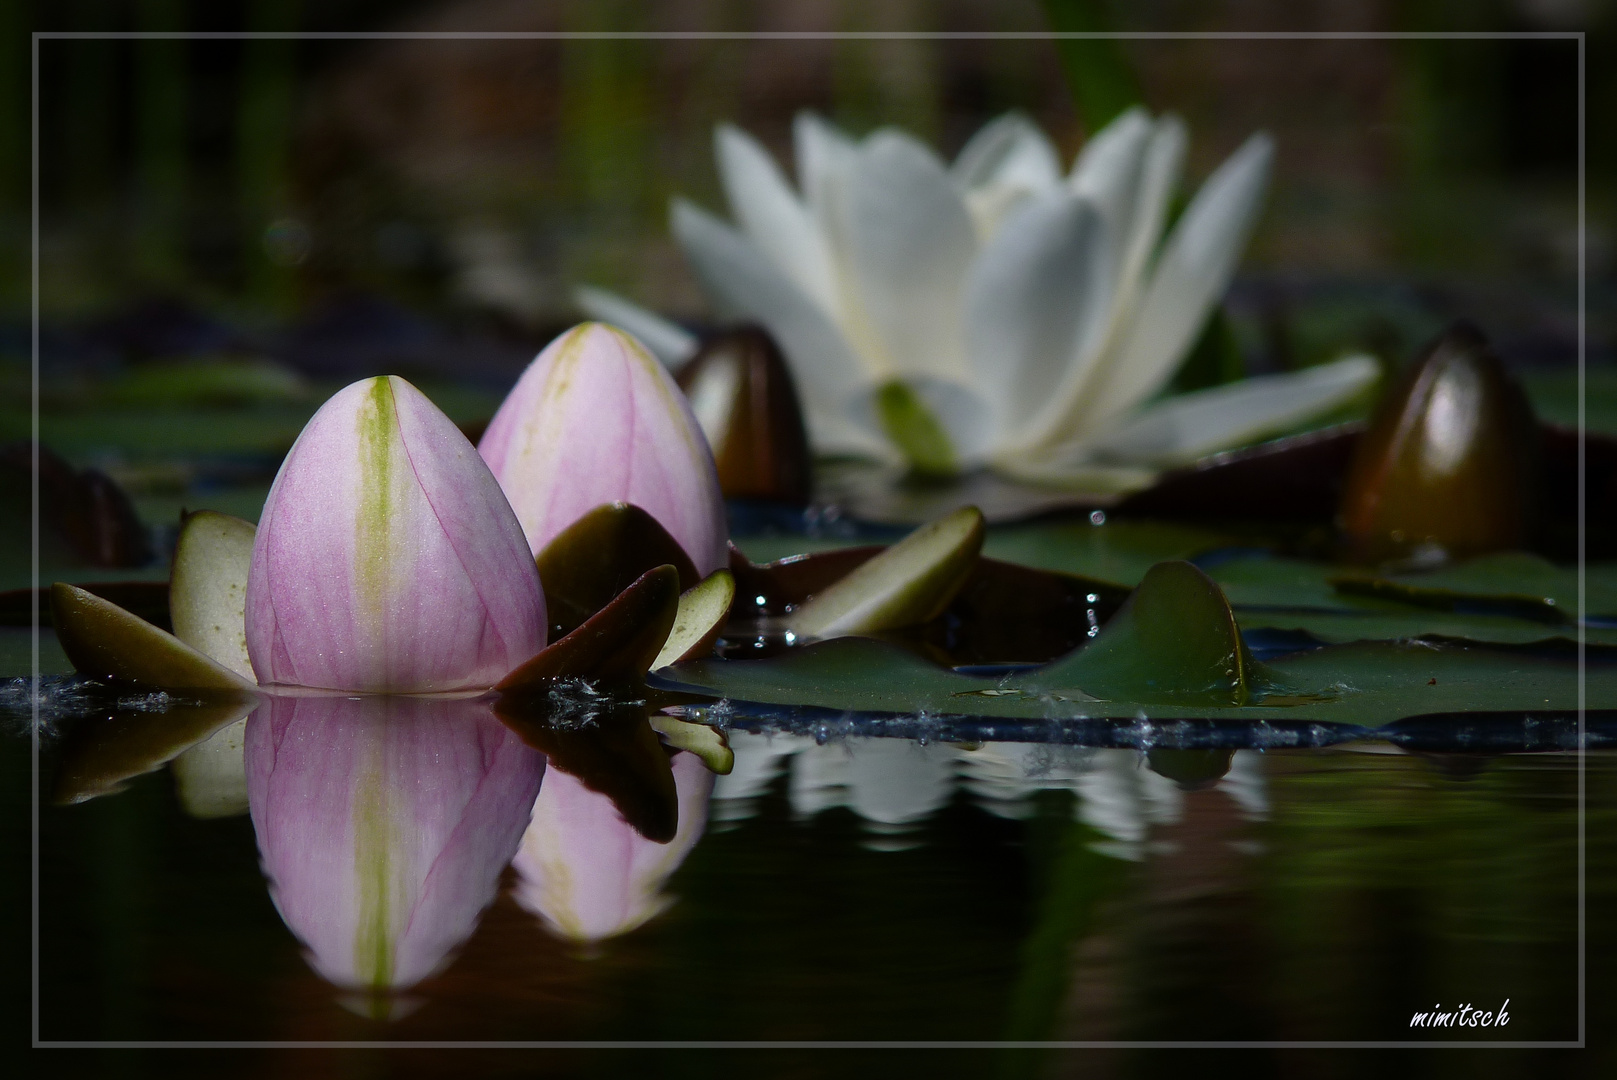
654,570,735,669
169,510,257,679
1040,0,1143,133
784,506,985,641
875,380,956,476
51,582,258,694
661,634,1603,728
497,564,681,694
1019,561,1259,707
535,502,698,639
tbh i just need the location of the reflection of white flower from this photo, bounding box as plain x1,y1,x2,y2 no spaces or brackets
581,109,1377,487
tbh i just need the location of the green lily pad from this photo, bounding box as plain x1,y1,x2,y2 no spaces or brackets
498,565,681,693
648,715,735,775
784,506,985,641
169,510,257,679
535,502,699,639
1236,608,1617,649
653,570,735,670
1338,551,1617,618
1019,561,1259,706
662,633,1603,726
52,695,257,804
981,518,1241,586
51,582,258,694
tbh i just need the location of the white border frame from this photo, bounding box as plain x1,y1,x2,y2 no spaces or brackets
28,27,1591,1054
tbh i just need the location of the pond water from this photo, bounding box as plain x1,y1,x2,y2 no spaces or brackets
13,680,1612,1074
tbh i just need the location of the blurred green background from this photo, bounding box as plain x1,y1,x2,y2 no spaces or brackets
0,0,1607,564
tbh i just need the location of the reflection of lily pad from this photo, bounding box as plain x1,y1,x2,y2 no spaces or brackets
53,694,256,804
494,696,679,843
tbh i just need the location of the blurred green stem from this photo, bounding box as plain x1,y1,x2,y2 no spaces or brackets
1040,0,1143,135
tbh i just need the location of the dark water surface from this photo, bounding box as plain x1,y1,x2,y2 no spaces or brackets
10,689,1615,1077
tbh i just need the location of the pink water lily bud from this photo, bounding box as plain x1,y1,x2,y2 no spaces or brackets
246,694,545,992
512,750,713,943
247,375,546,693
478,323,729,576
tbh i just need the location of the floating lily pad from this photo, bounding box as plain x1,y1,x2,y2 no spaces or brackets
727,542,1128,665
662,628,1605,727
982,518,1243,586
169,510,257,679
498,565,681,693
535,503,699,639
51,582,258,694
1235,609,1617,649
1339,551,1617,618
1019,561,1258,707
784,506,985,640
653,570,735,670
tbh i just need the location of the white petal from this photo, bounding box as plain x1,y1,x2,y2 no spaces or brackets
1015,115,1188,456
963,191,1109,447
572,285,699,369
1082,131,1274,428
671,198,877,456
952,111,1062,194
714,124,840,319
793,111,857,223
827,129,978,383
1087,353,1379,467
1069,105,1153,242
1112,115,1188,311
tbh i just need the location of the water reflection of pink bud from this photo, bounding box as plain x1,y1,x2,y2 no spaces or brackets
478,323,728,576
513,750,713,944
245,694,544,991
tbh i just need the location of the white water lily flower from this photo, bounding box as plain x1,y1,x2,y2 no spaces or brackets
580,109,1377,488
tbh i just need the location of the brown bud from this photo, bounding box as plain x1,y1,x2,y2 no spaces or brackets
1338,322,1537,563
675,325,812,503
